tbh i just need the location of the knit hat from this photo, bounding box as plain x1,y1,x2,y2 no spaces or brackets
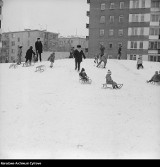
81,68,85,71
107,70,111,75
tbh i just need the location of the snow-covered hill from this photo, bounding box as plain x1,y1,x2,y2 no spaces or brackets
0,59,160,159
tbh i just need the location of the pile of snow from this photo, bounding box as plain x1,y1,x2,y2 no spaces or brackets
0,59,160,159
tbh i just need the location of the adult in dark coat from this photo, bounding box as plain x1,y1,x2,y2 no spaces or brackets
100,44,105,57
25,46,36,65
35,38,43,62
74,45,86,71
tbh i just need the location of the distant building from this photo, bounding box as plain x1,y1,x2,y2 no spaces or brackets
0,0,3,62
57,36,88,53
1,29,59,63
87,0,160,62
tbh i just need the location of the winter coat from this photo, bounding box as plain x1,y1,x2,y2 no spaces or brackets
100,53,107,63
79,71,87,78
17,48,22,57
106,74,113,84
25,48,36,60
152,74,160,82
35,41,43,53
74,49,86,63
137,58,143,65
48,53,55,63
100,45,105,55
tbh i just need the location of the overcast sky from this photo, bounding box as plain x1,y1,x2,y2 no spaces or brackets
2,0,89,36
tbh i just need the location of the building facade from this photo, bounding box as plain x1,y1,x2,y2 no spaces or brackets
0,0,3,61
87,0,160,62
1,29,59,63
57,36,88,53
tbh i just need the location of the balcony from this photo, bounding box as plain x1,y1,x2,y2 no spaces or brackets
87,0,90,4
86,24,89,29
86,11,90,17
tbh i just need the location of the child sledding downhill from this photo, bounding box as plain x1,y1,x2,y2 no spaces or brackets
103,70,123,89
79,68,92,84
48,52,55,68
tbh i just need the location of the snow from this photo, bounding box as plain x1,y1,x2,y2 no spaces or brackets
0,58,160,159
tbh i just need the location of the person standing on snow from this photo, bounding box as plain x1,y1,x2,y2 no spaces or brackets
74,45,86,71
17,45,23,65
25,46,36,65
48,52,55,68
100,44,105,58
96,53,108,68
137,57,144,70
35,38,43,62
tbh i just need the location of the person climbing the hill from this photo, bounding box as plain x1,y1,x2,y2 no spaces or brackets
97,53,108,68
48,52,55,68
137,57,144,70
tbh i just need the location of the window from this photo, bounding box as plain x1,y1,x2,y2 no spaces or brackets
120,2,124,9
109,43,113,49
151,14,159,22
141,14,145,22
11,34,15,38
132,0,139,8
141,0,145,8
131,41,137,49
101,3,105,10
11,49,15,53
11,41,15,46
151,1,160,8
109,29,114,36
100,16,105,23
118,29,123,36
132,14,139,22
100,29,105,36
110,16,114,23
150,28,159,35
140,27,144,35
131,28,138,35
139,41,143,49
149,41,159,49
119,15,124,22
110,3,115,9
17,37,20,42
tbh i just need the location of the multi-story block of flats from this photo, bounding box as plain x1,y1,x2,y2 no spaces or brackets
87,0,160,62
1,29,59,63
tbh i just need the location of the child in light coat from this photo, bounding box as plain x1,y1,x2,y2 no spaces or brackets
48,52,55,68
137,57,144,69
106,70,120,89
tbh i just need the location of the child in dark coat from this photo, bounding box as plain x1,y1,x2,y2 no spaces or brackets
147,71,160,83
48,52,55,68
106,70,120,89
79,68,89,81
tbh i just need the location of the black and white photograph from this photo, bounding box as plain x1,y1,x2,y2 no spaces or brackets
0,0,160,160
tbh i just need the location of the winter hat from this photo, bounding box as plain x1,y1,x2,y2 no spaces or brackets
107,70,111,75
81,68,85,71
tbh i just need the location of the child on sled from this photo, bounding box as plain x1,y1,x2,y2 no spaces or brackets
147,71,160,83
105,70,121,89
48,52,55,68
79,68,89,81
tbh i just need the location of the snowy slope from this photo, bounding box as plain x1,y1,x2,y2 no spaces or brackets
0,59,160,159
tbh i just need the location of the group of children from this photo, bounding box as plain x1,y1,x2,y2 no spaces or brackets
79,68,121,89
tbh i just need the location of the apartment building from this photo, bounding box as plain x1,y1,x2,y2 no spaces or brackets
57,36,88,53
87,0,160,62
1,29,59,63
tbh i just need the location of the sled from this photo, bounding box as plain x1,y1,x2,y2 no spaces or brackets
22,63,31,67
102,83,123,89
9,63,18,69
146,80,160,85
35,65,46,72
79,77,92,84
